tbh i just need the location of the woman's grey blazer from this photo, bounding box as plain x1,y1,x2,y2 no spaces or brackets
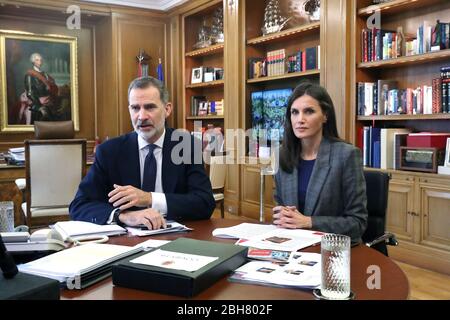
274,138,368,242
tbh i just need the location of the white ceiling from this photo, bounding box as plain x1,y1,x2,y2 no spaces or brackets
81,0,189,11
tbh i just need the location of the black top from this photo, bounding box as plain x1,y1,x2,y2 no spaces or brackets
297,158,316,213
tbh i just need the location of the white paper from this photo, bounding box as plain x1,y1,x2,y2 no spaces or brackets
53,221,126,241
240,228,324,252
212,223,278,239
133,239,171,249
18,243,140,282
231,252,321,288
130,249,218,272
126,221,191,237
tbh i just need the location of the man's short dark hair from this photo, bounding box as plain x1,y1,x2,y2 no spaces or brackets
127,76,169,104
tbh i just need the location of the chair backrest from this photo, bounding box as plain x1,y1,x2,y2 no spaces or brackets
34,121,75,139
362,170,390,255
25,139,86,208
209,155,226,190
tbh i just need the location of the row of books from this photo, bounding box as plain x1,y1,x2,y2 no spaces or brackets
190,96,224,116
360,127,411,169
357,70,450,116
361,20,450,63
248,45,319,79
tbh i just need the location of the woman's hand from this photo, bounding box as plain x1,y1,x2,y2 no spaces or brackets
272,206,312,229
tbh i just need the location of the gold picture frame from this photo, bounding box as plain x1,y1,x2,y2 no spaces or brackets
0,30,78,132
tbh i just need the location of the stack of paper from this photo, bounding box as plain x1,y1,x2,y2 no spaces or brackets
18,243,141,288
240,228,324,252
126,221,191,237
212,223,324,251
229,252,321,289
212,223,277,239
53,221,127,241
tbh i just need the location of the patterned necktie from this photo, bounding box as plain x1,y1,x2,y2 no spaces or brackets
142,144,157,192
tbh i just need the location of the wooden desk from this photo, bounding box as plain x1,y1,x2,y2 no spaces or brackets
61,219,409,300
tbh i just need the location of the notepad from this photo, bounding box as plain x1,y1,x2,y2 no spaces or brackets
18,243,141,289
53,221,127,241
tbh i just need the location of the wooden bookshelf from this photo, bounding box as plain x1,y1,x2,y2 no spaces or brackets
185,43,224,57
246,70,320,84
357,114,450,121
185,80,224,89
181,0,225,132
351,0,450,275
358,49,450,69
357,0,445,17
186,115,224,120
246,22,320,45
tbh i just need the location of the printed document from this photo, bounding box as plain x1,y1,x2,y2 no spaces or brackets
130,249,218,272
229,252,321,289
18,243,140,283
240,228,324,251
212,223,277,239
126,221,191,236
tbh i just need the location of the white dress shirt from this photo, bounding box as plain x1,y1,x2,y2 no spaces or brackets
107,130,168,224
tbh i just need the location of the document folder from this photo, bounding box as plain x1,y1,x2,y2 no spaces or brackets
112,237,248,297
0,272,60,300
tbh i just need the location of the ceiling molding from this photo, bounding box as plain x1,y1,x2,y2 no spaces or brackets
81,0,189,11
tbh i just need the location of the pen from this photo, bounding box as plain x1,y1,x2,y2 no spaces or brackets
139,224,172,230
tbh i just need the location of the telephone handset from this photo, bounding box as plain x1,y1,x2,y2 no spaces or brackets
2,228,67,254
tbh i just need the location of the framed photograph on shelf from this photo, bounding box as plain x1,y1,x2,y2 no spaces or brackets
0,30,79,132
191,66,203,84
445,138,450,167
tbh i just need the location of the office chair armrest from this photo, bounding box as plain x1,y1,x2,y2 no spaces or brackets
366,232,398,248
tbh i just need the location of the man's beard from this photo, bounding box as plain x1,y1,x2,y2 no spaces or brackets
134,120,158,142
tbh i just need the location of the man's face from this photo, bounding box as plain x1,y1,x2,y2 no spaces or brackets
129,86,172,143
33,55,43,68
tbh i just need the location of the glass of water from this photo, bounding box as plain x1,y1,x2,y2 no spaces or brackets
320,233,351,299
0,201,14,232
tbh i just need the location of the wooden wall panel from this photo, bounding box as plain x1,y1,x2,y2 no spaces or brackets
0,14,96,150
114,14,170,135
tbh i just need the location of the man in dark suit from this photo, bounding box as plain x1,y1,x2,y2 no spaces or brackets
69,76,215,229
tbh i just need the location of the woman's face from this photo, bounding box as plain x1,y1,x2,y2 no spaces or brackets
290,94,327,141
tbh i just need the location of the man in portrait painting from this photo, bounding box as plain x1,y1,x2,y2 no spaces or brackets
20,52,59,124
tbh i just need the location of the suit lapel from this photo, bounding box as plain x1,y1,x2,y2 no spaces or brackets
161,128,176,192
304,138,331,215
120,132,141,188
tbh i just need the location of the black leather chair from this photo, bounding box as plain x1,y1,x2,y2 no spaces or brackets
362,170,398,256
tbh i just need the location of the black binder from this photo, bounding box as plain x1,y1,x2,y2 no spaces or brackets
112,238,248,297
0,272,60,300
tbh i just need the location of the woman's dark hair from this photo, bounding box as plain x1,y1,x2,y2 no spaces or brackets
280,82,341,172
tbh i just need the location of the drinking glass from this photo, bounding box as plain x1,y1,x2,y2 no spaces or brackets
0,201,14,232
320,233,351,299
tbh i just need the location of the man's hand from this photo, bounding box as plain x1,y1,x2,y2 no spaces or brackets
117,208,166,230
108,184,152,210
272,206,312,229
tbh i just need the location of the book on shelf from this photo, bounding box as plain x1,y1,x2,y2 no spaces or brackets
361,20,450,62
250,88,292,141
394,132,409,170
380,128,412,169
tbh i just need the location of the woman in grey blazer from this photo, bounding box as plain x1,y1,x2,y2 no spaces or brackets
273,82,368,243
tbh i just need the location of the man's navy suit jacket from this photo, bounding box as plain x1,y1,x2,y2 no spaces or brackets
69,128,215,224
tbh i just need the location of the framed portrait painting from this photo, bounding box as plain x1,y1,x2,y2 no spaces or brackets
0,30,79,132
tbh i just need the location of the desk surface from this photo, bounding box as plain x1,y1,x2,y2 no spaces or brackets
61,219,409,300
